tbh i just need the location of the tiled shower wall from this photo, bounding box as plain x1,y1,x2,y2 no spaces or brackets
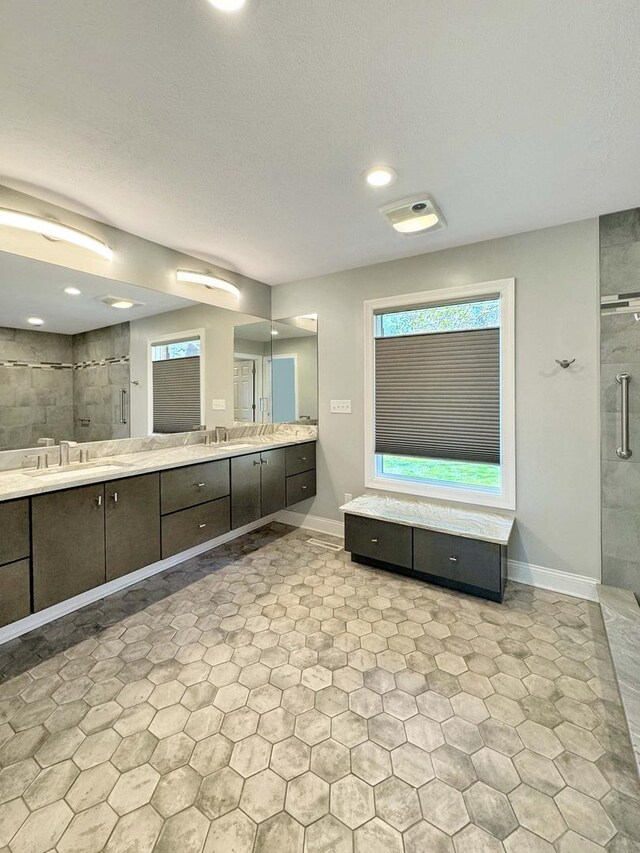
0,327,74,450
600,210,640,589
0,323,130,451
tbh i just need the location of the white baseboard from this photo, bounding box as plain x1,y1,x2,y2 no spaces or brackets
507,559,599,602
0,515,276,646
275,510,345,539
277,512,599,602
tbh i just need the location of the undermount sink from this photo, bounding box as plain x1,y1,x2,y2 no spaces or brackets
24,460,133,479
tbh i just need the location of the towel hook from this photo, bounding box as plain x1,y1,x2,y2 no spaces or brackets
555,359,576,369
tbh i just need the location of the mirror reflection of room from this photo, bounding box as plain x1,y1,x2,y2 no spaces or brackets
271,315,318,425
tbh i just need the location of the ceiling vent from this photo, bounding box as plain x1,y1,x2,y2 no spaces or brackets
380,196,445,235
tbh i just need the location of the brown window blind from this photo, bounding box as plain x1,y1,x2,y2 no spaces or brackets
152,355,201,433
374,327,500,464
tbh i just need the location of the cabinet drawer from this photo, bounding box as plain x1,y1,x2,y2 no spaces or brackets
0,499,30,566
286,470,316,507
162,497,231,558
285,443,316,477
345,514,412,569
0,558,31,628
161,460,230,515
413,528,502,593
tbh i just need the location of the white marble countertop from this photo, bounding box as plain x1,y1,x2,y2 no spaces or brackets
0,434,315,503
340,492,514,546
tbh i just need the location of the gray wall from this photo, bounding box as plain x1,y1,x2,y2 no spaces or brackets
0,327,74,450
72,323,130,442
600,210,640,589
273,219,601,581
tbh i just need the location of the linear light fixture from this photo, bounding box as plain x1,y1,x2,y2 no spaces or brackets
176,270,240,299
0,208,113,260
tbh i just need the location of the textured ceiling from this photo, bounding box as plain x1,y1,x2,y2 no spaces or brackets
1,0,640,284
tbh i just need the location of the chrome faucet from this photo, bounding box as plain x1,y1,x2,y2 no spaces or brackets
59,440,78,467
214,426,228,443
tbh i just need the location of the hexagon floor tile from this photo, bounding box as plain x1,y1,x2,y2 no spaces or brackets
0,522,638,852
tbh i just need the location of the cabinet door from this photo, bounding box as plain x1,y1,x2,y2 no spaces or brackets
0,499,30,566
105,474,161,582
0,558,31,628
231,453,262,529
261,449,286,516
32,485,106,612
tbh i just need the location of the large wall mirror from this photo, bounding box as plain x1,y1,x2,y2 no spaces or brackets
0,249,318,454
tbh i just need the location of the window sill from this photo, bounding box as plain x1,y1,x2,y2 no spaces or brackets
366,475,516,512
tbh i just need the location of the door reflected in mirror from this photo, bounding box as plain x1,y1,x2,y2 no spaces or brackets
271,315,318,425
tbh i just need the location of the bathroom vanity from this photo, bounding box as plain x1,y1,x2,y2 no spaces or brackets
0,436,317,629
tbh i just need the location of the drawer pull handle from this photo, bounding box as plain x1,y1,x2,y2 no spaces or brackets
112,492,118,503
371,538,378,543
198,523,207,529
449,556,458,563
261,459,268,465
253,460,261,466
301,485,308,490
300,456,307,461
95,495,102,507
196,482,206,488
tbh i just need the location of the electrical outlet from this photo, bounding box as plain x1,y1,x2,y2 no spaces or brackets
344,493,353,504
330,399,352,414
211,399,226,411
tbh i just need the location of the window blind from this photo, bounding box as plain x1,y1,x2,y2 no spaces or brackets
374,327,500,464
152,355,201,433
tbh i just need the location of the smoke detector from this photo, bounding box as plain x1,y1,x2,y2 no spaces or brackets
380,196,445,235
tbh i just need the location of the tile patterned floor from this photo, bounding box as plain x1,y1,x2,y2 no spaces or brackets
0,523,639,853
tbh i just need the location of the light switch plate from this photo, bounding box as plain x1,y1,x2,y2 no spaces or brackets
330,400,352,414
211,399,226,410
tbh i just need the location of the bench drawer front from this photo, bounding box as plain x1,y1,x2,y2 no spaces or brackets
285,443,316,477
345,514,412,569
0,499,30,567
161,460,230,515
414,528,501,592
161,497,230,558
0,558,31,628
286,470,316,507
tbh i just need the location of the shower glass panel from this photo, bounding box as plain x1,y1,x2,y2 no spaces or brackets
600,209,640,589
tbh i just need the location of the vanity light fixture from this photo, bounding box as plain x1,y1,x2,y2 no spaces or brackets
27,317,44,326
176,270,240,299
64,287,82,296
208,0,246,11
364,166,397,188
0,208,113,260
380,196,446,235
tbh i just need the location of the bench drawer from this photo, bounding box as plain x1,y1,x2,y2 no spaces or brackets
345,514,413,570
161,497,231,558
414,527,502,593
285,443,316,477
286,470,316,506
161,460,230,515
0,499,30,567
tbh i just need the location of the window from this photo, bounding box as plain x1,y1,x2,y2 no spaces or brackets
365,279,515,509
150,334,203,433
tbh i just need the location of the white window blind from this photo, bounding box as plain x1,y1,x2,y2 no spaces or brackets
152,354,201,433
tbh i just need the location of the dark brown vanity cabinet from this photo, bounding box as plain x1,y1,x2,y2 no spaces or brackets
33,484,106,612
0,498,31,627
231,449,286,529
105,473,161,581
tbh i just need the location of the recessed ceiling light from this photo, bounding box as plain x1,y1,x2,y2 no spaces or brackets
208,0,246,11
64,287,82,296
176,270,240,299
98,295,143,310
271,330,279,336
27,317,44,326
380,196,445,235
364,166,397,188
0,208,113,260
